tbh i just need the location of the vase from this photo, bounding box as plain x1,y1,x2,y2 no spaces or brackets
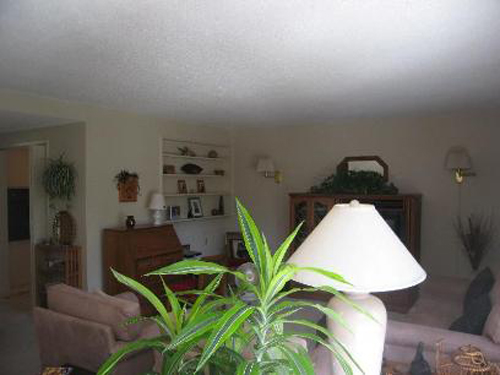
52,210,76,245
125,215,136,229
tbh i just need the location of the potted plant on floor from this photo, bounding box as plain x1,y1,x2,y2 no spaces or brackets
98,199,360,375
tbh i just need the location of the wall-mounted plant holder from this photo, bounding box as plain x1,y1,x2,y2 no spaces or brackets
114,170,140,202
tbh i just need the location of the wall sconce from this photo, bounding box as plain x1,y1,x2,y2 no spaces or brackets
445,146,475,184
256,157,282,183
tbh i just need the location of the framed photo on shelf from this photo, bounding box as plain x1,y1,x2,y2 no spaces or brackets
177,179,187,194
225,232,250,262
197,179,205,193
169,205,181,220
188,197,203,218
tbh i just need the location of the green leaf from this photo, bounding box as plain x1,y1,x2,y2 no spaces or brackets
235,198,267,282
187,274,223,325
197,303,255,372
146,260,230,276
161,341,199,375
263,265,296,303
272,222,303,274
167,314,219,350
97,338,165,375
295,266,351,285
159,276,181,332
316,285,377,323
236,361,260,375
111,269,175,335
278,345,315,375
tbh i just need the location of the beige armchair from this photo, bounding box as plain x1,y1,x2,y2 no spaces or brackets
34,284,159,375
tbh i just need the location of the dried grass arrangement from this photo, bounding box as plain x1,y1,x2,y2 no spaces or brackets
455,214,495,271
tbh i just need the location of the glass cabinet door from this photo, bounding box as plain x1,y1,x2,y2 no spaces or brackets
313,200,329,226
292,200,309,249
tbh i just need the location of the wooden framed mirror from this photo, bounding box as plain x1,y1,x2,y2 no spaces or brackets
337,155,389,182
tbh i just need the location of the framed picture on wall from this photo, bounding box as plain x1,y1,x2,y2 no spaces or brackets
177,179,187,194
188,197,203,218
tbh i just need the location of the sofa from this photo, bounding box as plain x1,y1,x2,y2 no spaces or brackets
33,284,159,374
384,271,500,366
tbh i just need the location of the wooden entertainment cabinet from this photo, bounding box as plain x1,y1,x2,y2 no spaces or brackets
289,193,422,313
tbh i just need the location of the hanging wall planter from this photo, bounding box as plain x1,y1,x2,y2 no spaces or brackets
114,170,140,202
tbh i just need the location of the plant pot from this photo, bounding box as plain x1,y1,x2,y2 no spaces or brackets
52,210,76,245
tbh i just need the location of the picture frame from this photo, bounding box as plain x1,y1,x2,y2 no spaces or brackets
225,232,250,262
177,179,187,194
169,205,181,220
188,197,203,218
163,164,176,174
337,155,389,182
196,179,206,193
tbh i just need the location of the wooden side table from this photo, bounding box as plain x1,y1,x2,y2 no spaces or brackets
35,244,82,306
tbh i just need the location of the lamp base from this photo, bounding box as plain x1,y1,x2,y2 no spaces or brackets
151,210,164,226
327,293,387,375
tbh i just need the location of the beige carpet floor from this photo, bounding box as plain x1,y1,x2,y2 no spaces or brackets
0,293,41,375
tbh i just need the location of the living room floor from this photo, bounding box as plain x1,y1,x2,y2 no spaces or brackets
0,293,40,375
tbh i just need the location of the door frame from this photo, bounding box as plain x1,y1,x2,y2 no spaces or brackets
0,140,49,305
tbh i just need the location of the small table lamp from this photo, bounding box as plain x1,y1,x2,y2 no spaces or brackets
287,200,426,375
148,193,166,225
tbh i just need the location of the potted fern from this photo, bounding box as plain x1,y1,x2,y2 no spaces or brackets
98,199,358,375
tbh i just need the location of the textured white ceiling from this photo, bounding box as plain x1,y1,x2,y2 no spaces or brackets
0,111,74,133
0,0,499,126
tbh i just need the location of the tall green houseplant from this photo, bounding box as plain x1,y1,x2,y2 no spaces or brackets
98,199,359,375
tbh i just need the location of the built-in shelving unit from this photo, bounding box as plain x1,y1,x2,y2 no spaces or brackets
165,214,232,224
162,153,228,162
161,138,233,223
163,173,224,178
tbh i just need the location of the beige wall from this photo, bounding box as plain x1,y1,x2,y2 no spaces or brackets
6,147,29,188
0,90,232,291
233,112,500,279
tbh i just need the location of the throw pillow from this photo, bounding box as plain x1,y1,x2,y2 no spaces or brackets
450,293,492,335
464,267,495,311
484,303,500,343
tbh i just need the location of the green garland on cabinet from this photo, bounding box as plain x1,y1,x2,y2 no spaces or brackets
310,170,398,195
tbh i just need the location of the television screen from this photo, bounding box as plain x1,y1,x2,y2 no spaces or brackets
7,188,30,241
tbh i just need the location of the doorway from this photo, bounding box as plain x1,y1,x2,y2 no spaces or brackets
0,142,48,307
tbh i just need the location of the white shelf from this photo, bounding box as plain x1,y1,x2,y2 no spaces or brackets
163,173,225,178
166,215,232,224
163,153,227,161
163,138,230,148
163,192,230,197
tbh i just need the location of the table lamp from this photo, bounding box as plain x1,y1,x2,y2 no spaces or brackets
287,200,426,375
148,193,166,225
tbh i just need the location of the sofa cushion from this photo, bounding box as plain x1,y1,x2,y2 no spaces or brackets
47,284,141,341
484,303,500,343
464,268,494,310
450,293,492,335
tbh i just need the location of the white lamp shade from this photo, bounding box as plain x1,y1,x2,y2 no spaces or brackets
445,146,472,170
288,200,426,293
148,193,166,210
256,158,275,173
